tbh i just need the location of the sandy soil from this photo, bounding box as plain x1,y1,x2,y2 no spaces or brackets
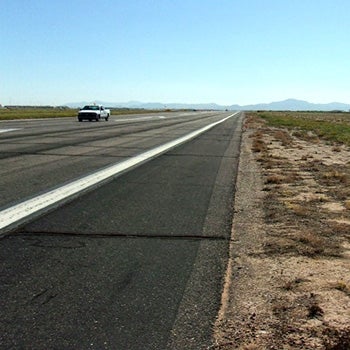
212,114,350,349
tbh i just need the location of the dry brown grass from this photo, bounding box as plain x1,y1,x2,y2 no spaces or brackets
345,200,350,210
332,281,350,296
273,129,293,146
322,170,348,184
281,277,309,291
323,327,350,350
265,174,285,184
285,202,310,216
251,131,267,153
215,112,350,350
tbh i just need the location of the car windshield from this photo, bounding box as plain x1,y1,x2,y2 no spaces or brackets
82,105,99,110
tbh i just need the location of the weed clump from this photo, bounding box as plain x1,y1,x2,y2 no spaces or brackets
324,327,350,350
332,280,350,296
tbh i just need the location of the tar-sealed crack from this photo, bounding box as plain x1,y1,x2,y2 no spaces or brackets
14,231,230,242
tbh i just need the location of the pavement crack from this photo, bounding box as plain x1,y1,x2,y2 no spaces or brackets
31,288,48,301
14,230,229,241
28,288,58,306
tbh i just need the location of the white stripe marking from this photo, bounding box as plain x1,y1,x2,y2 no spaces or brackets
0,128,20,133
115,115,166,122
0,113,239,233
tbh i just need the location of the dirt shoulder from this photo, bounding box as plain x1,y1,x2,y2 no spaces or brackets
213,114,350,349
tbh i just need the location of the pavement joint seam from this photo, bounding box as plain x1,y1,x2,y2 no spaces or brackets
11,230,230,241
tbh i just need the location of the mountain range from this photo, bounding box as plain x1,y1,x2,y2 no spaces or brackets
65,99,350,111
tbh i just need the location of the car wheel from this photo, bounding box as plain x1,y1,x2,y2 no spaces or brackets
78,119,82,122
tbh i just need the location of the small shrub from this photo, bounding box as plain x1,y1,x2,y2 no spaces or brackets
281,277,307,291
333,281,350,296
322,171,348,185
252,138,267,153
324,327,350,350
266,174,285,184
285,202,310,216
307,302,324,319
273,130,293,146
297,232,324,246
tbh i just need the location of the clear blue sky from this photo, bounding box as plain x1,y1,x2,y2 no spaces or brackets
1,0,350,106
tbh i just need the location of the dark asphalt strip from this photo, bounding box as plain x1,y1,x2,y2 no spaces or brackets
10,231,230,241
0,114,243,349
0,113,222,152
1,114,237,235
0,235,203,350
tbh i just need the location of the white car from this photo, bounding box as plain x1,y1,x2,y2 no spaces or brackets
78,105,110,122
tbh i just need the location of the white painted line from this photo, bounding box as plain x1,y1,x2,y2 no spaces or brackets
179,113,195,116
0,112,239,233
0,128,20,134
115,115,166,122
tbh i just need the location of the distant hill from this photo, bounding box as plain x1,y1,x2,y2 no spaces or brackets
232,99,350,111
65,99,350,111
65,100,224,110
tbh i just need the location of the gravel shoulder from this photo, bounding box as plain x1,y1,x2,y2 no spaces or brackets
213,114,350,349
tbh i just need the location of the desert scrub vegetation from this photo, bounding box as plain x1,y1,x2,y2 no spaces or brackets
214,114,350,350
251,113,349,347
249,111,349,252
256,111,350,146
214,113,350,350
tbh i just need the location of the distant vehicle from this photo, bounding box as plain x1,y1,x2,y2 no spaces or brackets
78,105,110,122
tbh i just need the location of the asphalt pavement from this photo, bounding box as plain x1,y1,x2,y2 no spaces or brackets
0,112,243,349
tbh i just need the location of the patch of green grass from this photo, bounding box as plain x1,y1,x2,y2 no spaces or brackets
255,111,350,146
0,108,77,120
